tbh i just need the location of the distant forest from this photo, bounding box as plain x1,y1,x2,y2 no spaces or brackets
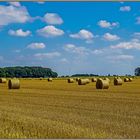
71,74,99,77
0,66,58,78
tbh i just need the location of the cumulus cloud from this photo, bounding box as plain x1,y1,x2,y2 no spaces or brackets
37,1,45,4
107,54,134,62
94,47,134,63
44,13,63,25
110,39,140,50
103,33,120,41
60,58,69,63
34,52,61,59
98,20,119,29
64,44,90,55
70,29,94,41
27,43,46,49
64,44,107,56
8,2,21,7
120,6,131,12
91,49,103,55
37,25,64,37
8,29,31,37
0,5,30,26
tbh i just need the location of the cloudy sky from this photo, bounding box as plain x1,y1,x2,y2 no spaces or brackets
0,2,140,76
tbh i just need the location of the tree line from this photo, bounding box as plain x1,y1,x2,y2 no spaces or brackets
0,66,58,78
0,66,139,78
71,74,99,77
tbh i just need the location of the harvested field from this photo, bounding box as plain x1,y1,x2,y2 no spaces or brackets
0,77,140,138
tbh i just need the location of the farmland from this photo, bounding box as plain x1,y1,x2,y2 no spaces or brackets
0,77,140,138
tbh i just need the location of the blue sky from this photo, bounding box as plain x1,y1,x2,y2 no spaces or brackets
0,2,140,76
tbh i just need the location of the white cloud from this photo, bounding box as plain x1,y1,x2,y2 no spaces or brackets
98,20,119,29
37,1,45,4
37,25,64,37
107,54,134,61
64,44,89,55
0,5,30,26
70,29,94,40
93,47,134,63
8,29,31,37
8,2,21,7
64,44,108,56
120,6,131,12
63,43,132,64
91,49,103,55
136,17,140,24
27,43,46,49
34,52,61,59
100,48,123,56
111,39,140,50
44,13,63,25
98,20,111,28
60,58,69,63
103,33,120,41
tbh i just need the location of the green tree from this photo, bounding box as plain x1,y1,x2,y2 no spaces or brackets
0,66,58,78
135,67,140,76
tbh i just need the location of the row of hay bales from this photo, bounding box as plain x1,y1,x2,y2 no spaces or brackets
68,78,90,85
0,77,133,90
0,78,20,89
40,77,53,81
124,77,133,82
0,77,53,89
67,77,133,89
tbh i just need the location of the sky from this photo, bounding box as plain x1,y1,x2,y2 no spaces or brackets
0,1,140,76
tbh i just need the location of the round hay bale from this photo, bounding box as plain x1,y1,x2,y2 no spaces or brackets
78,79,90,85
91,77,97,82
124,78,129,82
96,79,109,89
103,77,110,83
39,77,43,80
68,78,74,83
0,78,7,83
114,77,123,85
8,79,20,89
48,78,52,82
129,78,133,82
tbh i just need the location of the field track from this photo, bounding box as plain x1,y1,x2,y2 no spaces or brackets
0,78,140,138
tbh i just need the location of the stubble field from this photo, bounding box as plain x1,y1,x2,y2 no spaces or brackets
0,77,140,138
